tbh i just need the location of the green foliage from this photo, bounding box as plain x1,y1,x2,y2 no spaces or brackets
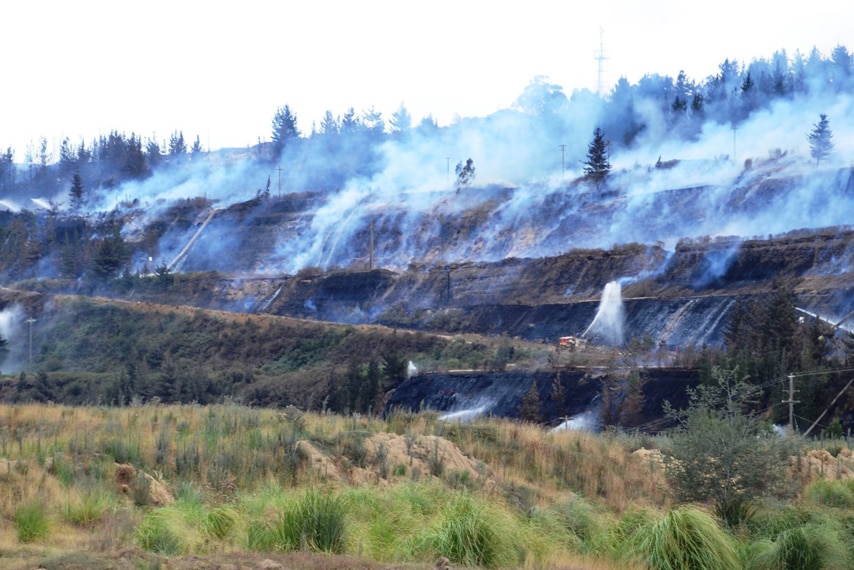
247,490,347,554
664,365,796,525
518,380,541,422
414,494,520,569
804,479,854,509
202,506,237,540
62,489,115,527
271,104,300,155
624,507,739,570
582,127,611,185
136,510,185,555
548,496,604,545
747,520,850,570
808,113,834,166
14,501,51,543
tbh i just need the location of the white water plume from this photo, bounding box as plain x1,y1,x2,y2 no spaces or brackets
550,409,598,432
582,281,625,345
0,304,26,372
439,405,490,423
406,361,419,379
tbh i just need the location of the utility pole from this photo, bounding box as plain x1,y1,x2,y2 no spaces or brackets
559,144,566,177
782,373,800,435
25,317,35,365
276,166,282,198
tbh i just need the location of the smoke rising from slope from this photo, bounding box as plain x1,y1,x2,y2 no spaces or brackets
37,53,852,277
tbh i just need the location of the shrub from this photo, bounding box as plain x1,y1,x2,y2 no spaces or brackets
624,507,739,570
14,501,50,543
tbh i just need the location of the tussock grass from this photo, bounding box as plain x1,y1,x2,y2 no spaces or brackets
746,519,851,570
410,493,522,569
62,488,116,527
14,500,51,543
804,478,854,508
623,506,740,570
248,489,347,554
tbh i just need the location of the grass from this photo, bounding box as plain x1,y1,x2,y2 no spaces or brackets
248,490,347,554
624,506,740,570
0,402,853,569
14,500,51,543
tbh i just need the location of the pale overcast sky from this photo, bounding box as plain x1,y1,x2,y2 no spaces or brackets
1,0,851,157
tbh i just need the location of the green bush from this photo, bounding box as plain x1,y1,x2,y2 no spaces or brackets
14,501,50,543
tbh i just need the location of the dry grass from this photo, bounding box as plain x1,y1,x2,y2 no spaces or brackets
0,402,852,569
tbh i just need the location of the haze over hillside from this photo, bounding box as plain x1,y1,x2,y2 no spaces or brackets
0,46,851,278
0,46,851,368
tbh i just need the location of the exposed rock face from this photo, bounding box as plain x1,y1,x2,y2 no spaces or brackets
175,228,854,349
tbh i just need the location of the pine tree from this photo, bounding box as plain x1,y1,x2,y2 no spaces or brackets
582,127,611,186
519,380,541,422
69,173,85,213
454,158,475,193
190,135,203,155
271,104,300,156
550,373,567,418
808,113,834,166
168,130,187,157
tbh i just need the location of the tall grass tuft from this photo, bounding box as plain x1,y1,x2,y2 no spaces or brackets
746,520,851,570
624,506,739,570
413,493,520,569
136,509,186,555
248,490,347,554
62,488,115,527
804,479,854,508
14,501,50,543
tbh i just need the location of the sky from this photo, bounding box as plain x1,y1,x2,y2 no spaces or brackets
1,0,851,159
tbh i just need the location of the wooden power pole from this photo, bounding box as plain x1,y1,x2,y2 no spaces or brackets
782,373,800,434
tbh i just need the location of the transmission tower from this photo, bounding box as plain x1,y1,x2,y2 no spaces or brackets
594,27,609,95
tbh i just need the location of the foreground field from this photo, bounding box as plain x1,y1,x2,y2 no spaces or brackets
1,403,854,569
